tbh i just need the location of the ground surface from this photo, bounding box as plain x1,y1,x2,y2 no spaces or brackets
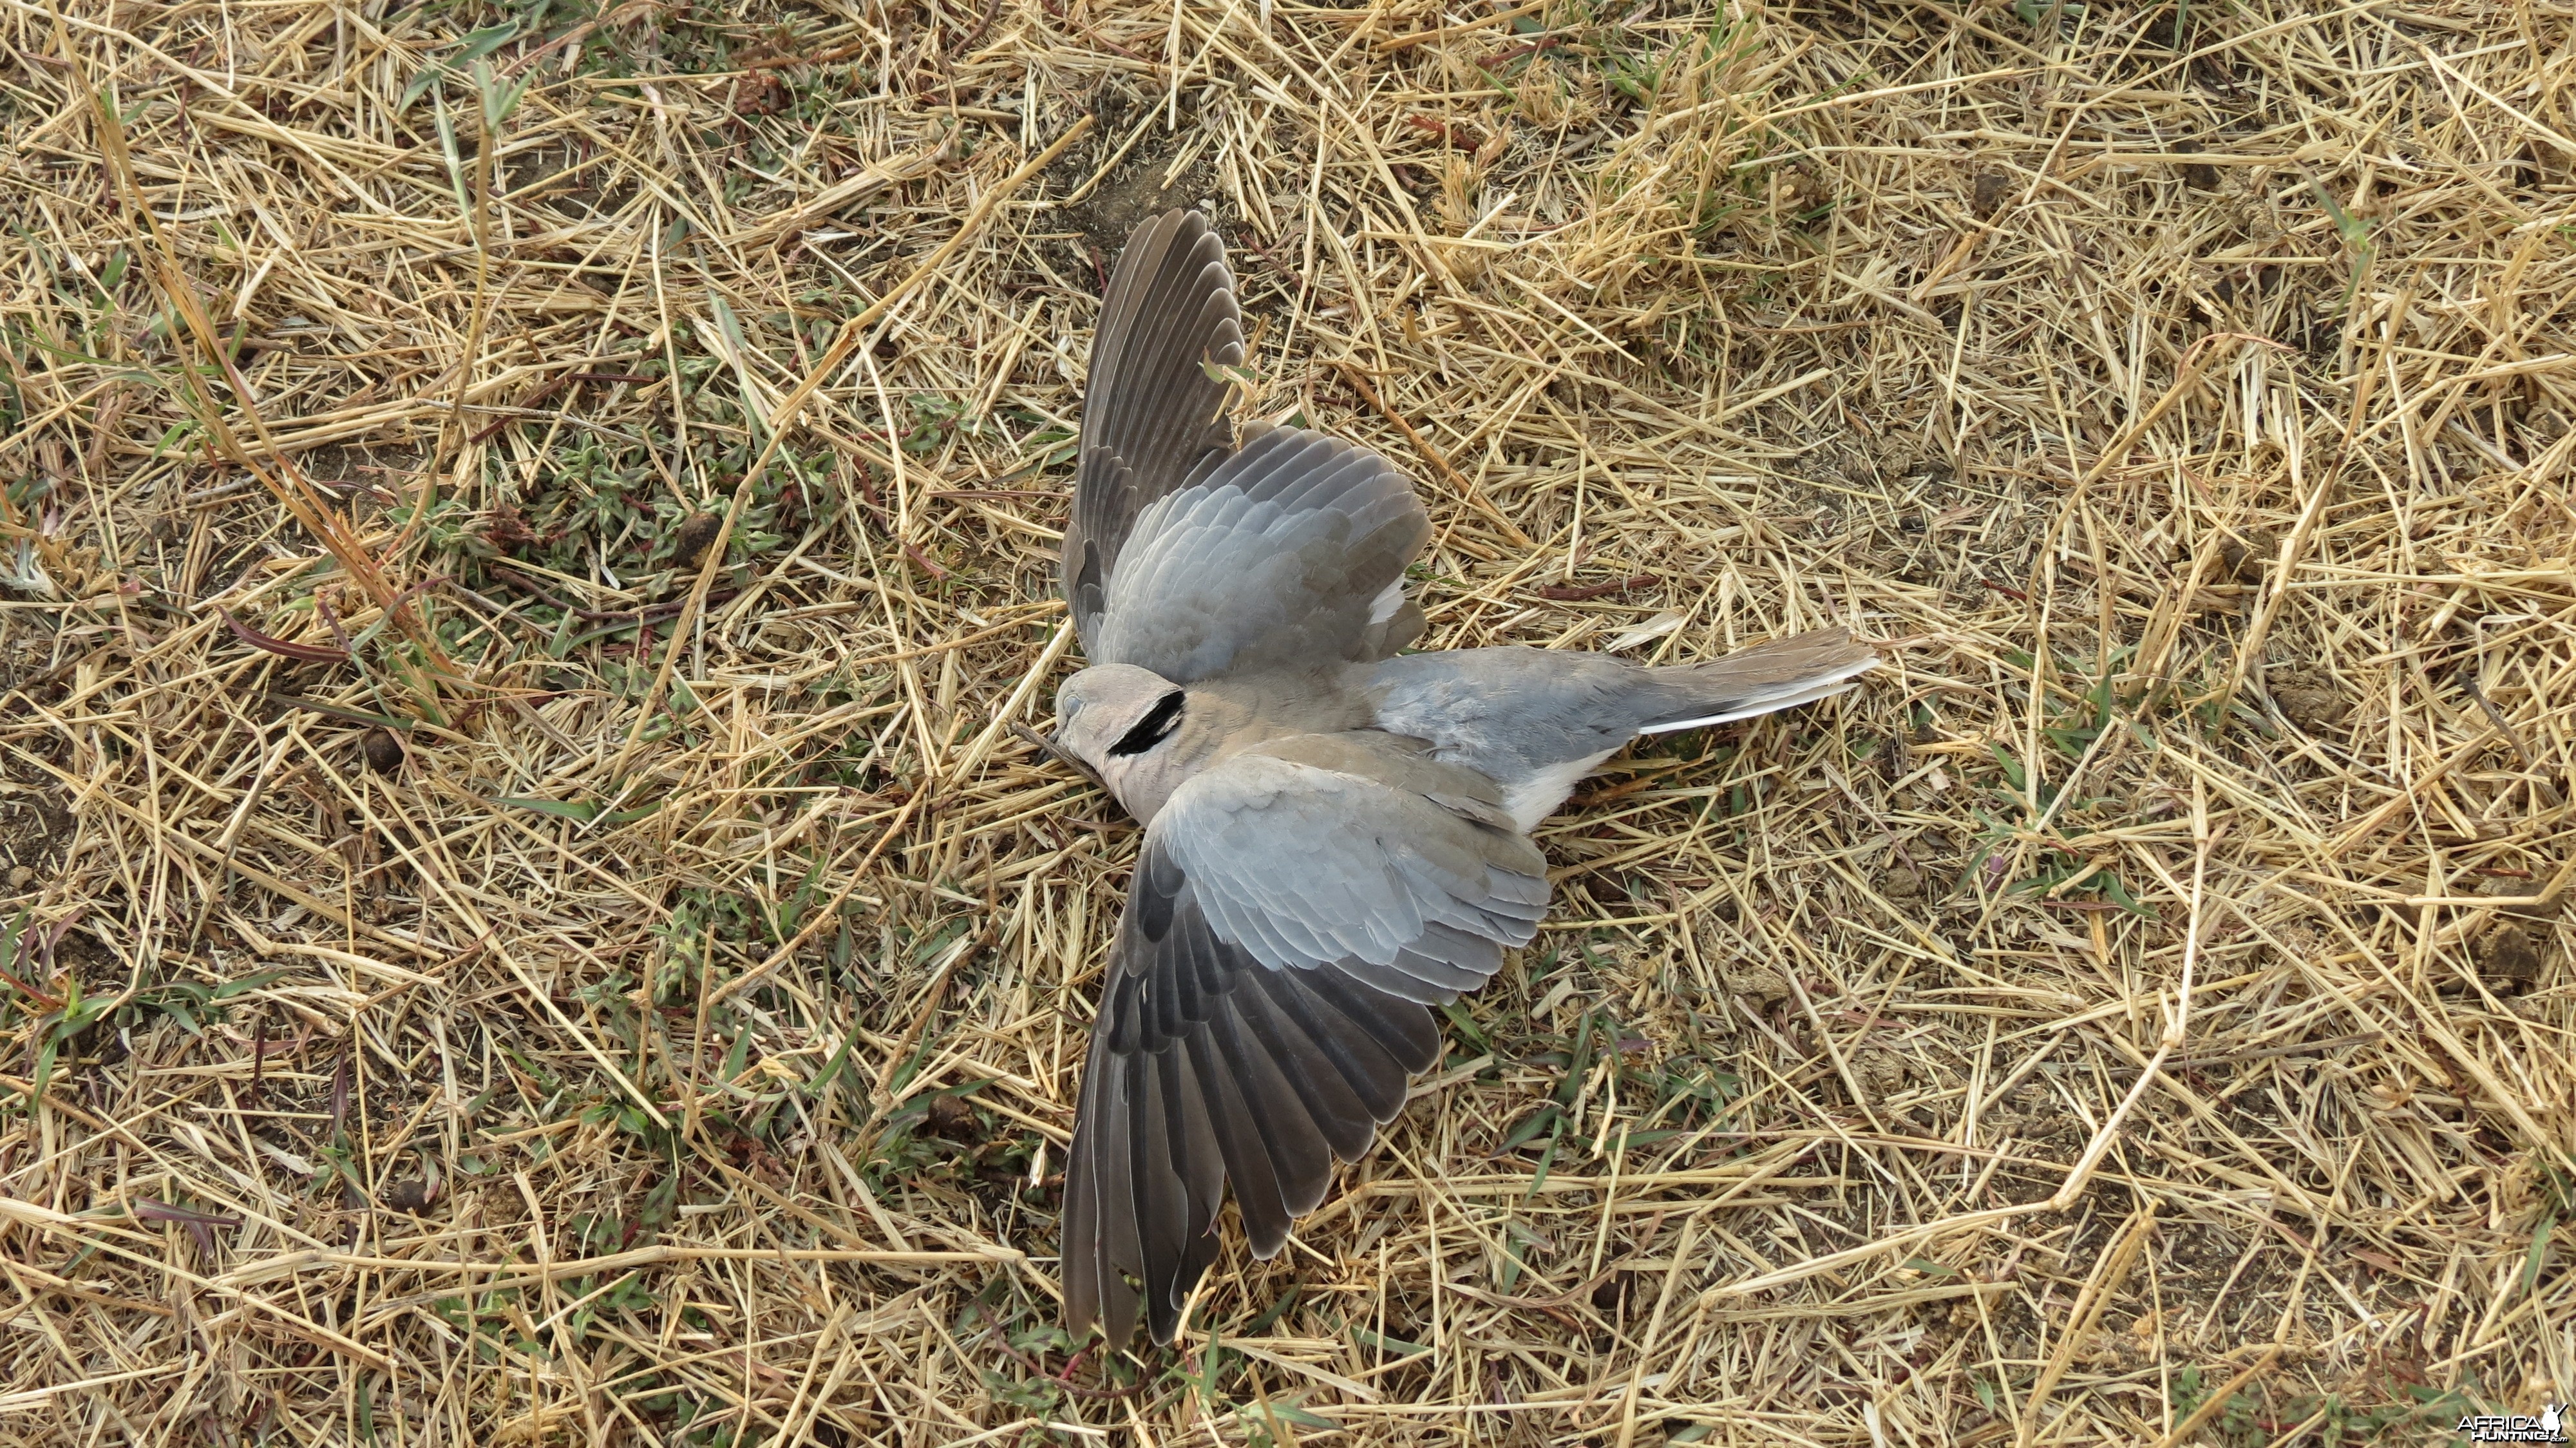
0,0,2570,1443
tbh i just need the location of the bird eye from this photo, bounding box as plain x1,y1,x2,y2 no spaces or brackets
1108,691,1186,757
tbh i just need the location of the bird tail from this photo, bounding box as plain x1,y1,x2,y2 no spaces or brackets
1634,627,1879,734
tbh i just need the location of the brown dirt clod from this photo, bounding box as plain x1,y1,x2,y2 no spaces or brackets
361,729,406,776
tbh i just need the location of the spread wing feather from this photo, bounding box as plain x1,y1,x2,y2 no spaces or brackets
1064,211,1244,654
1091,424,1431,681
1065,211,1429,680
1062,734,1545,1344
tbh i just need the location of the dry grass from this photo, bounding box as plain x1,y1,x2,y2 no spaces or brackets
1,0,2571,1442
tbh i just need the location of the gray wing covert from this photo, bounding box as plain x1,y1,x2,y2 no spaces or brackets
1093,427,1432,681
1061,734,1547,1345
1065,211,1430,680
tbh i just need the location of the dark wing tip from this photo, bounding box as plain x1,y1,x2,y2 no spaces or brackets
1063,896,1453,1346
1066,211,1247,643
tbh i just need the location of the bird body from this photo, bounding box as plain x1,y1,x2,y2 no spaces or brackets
1048,211,1877,1344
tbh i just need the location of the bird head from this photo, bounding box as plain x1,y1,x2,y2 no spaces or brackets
1052,664,1190,817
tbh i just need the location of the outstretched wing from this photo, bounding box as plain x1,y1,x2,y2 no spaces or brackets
1066,211,1431,680
1094,426,1431,681
1061,734,1548,1345
1064,210,1244,656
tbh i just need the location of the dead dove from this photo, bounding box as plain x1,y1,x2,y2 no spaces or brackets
1048,210,1877,1344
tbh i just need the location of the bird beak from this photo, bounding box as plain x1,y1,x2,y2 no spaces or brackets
1010,721,1103,786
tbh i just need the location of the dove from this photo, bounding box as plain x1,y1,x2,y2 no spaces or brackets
1048,210,1878,1345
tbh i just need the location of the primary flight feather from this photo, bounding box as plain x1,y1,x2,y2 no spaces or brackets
1050,211,1877,1345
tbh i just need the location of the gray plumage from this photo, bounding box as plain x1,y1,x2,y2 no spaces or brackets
1052,211,1879,1346
1095,426,1429,680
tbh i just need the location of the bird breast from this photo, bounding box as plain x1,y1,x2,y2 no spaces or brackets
1110,671,1375,824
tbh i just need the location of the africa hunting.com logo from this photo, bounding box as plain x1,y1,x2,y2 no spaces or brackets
2461,1404,2567,1444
